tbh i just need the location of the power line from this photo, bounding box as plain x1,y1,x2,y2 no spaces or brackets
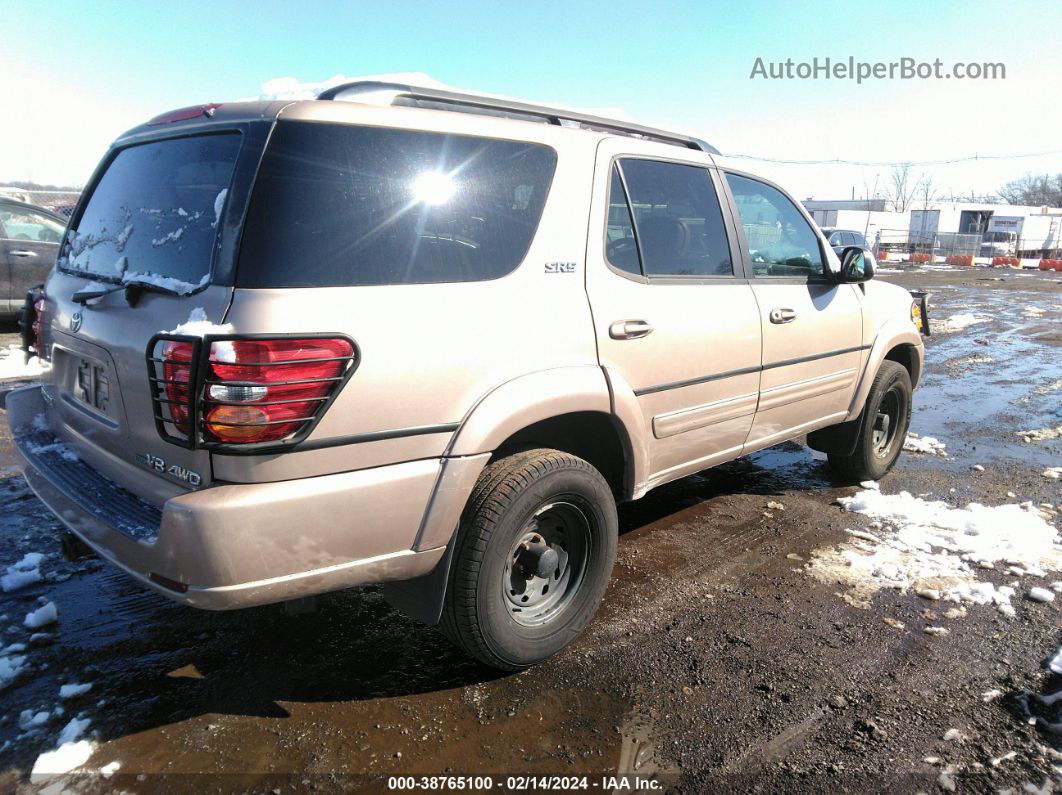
719,148,1062,167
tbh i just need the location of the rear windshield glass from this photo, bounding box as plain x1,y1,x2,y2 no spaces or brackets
59,133,240,291
237,122,557,287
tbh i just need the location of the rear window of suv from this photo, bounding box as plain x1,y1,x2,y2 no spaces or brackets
237,122,557,287
60,132,240,290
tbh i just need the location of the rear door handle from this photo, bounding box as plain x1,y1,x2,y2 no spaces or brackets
769,308,797,324
10,250,38,258
609,320,654,340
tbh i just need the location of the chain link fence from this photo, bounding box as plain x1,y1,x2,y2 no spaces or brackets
873,228,1062,266
0,187,82,217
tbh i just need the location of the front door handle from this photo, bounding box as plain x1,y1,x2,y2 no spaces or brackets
10,250,38,258
609,319,654,340
769,308,797,324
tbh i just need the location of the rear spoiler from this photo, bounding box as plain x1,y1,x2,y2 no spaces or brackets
19,284,45,362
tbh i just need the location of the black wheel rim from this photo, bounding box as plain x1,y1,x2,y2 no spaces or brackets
872,386,904,458
503,500,591,627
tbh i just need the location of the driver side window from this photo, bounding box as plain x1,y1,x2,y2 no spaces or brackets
725,174,823,277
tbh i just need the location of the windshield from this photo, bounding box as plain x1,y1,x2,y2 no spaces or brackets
59,132,240,291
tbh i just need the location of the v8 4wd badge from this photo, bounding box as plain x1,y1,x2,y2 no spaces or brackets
136,453,202,488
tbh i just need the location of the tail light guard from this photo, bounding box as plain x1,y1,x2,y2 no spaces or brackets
145,332,360,454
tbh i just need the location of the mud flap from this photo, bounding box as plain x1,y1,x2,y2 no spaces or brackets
807,410,866,457
382,536,456,626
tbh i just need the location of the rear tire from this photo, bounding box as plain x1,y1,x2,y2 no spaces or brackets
440,448,617,671
827,361,912,483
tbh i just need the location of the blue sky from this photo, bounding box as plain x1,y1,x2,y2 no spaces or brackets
3,0,1062,198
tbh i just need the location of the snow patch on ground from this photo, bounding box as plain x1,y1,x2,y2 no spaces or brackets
30,717,95,776
807,488,1062,614
24,601,58,629
936,313,989,333
0,652,28,689
1042,467,1062,480
1050,647,1062,675
59,682,92,699
0,344,47,381
1018,425,1062,443
2,552,45,592
903,433,947,456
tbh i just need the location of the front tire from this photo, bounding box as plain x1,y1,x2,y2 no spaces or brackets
441,449,617,671
827,361,912,483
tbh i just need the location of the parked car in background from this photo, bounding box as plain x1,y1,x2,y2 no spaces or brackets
819,227,869,255
0,199,66,319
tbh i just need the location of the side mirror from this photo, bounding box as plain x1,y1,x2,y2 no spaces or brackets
838,246,875,282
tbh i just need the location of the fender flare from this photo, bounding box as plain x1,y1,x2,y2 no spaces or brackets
386,365,643,626
446,366,613,457
845,321,923,421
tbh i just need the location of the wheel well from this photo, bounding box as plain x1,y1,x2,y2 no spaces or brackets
884,344,920,386
492,412,631,501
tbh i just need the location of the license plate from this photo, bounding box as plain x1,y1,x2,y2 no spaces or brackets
72,356,113,414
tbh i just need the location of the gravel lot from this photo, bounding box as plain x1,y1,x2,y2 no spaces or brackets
0,267,1059,793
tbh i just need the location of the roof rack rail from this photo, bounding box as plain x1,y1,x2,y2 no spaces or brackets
316,81,719,155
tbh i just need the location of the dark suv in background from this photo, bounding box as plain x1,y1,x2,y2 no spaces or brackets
819,228,870,256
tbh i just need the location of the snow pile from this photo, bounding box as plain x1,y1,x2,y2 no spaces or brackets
2,552,45,592
1018,424,1062,443
936,313,988,333
1043,467,1062,480
903,433,947,456
164,306,232,337
0,651,28,689
59,682,92,699
24,601,58,629
1050,647,1062,675
163,307,236,361
0,344,47,381
30,717,95,776
19,709,51,730
808,488,1062,615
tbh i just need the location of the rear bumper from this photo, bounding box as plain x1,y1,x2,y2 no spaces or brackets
6,385,485,609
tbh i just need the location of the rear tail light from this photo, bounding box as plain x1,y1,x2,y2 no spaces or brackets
32,298,46,360
147,335,357,449
19,286,48,363
161,341,194,433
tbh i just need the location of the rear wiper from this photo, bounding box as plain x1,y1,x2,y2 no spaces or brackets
71,280,187,307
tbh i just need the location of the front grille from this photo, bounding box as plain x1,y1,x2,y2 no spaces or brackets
16,427,162,543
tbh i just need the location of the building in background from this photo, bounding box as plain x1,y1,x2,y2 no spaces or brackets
803,199,1062,262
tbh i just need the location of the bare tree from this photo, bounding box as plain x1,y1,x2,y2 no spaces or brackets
998,173,1062,206
916,174,938,209
887,164,918,212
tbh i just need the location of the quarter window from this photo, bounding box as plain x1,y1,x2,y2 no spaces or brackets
238,123,557,287
606,159,733,278
725,174,824,277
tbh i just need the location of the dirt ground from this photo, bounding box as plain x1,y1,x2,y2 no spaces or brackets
0,267,1059,793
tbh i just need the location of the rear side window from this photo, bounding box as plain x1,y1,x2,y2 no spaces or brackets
60,133,240,288
606,159,732,278
237,122,557,287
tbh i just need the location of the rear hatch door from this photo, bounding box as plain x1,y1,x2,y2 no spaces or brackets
43,123,264,503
